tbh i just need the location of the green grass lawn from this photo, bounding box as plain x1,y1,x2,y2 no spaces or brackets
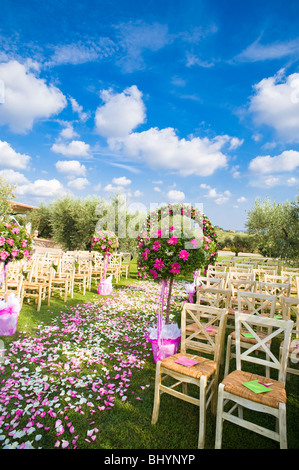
0,259,298,450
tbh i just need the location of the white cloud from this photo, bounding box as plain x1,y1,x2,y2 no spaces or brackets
237,37,299,62
249,69,299,142
112,176,131,186
200,184,231,205
134,189,143,197
167,189,185,202
51,140,91,158
55,160,86,178
47,38,116,67
69,97,90,122
287,177,297,186
111,127,236,176
0,169,29,184
0,60,66,133
264,176,280,187
59,124,79,140
15,179,65,197
237,196,247,203
67,177,90,191
154,186,161,192
95,85,146,139
249,150,299,173
103,183,122,193
0,140,31,169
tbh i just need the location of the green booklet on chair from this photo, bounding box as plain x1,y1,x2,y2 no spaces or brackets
242,380,273,393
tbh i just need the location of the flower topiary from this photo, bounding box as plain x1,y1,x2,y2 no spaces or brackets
91,230,119,256
137,203,218,322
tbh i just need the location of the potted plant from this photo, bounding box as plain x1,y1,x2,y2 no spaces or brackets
91,230,119,295
0,221,32,336
137,203,217,362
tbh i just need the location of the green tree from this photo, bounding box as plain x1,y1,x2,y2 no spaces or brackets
245,195,299,261
0,177,16,218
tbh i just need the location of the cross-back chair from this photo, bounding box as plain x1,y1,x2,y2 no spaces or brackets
224,291,277,377
151,304,227,449
279,296,299,378
215,313,294,449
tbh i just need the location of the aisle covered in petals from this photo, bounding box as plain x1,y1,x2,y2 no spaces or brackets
0,281,185,449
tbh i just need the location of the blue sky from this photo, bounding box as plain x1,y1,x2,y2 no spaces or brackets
0,0,299,230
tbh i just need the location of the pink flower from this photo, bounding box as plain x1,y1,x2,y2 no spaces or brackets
179,250,189,261
152,241,161,251
6,238,14,246
204,244,209,250
0,237,5,246
190,238,198,248
21,239,27,247
0,251,9,261
11,227,19,234
108,239,113,245
23,249,30,257
167,236,178,245
154,229,163,238
101,244,106,249
11,249,19,258
154,258,164,271
150,269,158,279
170,262,180,274
169,226,175,232
142,248,150,260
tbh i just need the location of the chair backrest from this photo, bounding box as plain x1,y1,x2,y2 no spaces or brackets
234,312,293,383
256,281,291,307
181,304,227,363
281,297,299,339
237,291,277,317
228,279,256,297
207,265,227,273
196,276,224,289
207,271,229,288
229,270,255,282
264,274,290,284
197,287,231,309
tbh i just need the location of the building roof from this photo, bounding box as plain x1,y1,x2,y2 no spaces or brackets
10,201,39,214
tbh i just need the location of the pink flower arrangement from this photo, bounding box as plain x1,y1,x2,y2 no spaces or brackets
91,230,118,256
0,221,32,264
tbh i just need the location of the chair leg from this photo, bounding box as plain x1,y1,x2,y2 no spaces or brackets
279,404,288,449
151,361,162,425
198,375,207,449
215,383,225,449
224,335,232,377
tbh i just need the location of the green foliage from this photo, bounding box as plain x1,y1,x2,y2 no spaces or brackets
28,203,54,239
224,234,254,256
245,195,299,261
0,177,16,218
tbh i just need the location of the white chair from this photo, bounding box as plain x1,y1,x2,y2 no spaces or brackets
224,291,277,377
151,304,227,449
215,312,294,449
280,296,299,378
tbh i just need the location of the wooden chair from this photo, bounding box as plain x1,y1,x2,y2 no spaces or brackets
227,278,256,318
215,313,294,449
48,258,75,303
256,281,291,314
196,287,231,309
20,265,51,312
224,291,277,377
281,270,299,297
207,271,229,289
279,296,299,378
151,304,227,449
91,252,104,285
106,253,122,283
73,257,92,294
120,252,131,279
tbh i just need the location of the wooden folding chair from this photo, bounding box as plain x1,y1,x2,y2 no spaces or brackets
215,313,293,449
151,304,227,449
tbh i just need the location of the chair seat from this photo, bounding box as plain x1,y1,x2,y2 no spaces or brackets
222,369,286,409
230,330,272,345
161,352,217,379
